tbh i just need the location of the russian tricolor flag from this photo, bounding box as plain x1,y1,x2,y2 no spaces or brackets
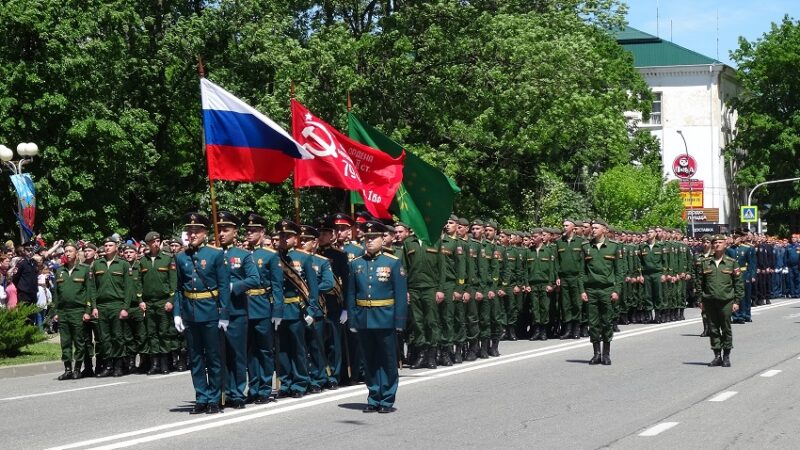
201,78,311,183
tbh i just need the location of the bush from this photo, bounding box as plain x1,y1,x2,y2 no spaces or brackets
0,304,46,356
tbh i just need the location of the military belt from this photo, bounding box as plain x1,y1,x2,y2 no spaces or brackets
183,290,219,300
284,296,301,304
356,299,394,307
246,287,271,296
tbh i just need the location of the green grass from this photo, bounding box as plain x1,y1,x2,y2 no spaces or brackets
0,336,62,366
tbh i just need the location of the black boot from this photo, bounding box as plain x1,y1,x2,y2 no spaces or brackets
438,346,453,366
178,348,188,371
709,349,722,367
138,354,150,374
589,342,601,365
619,313,629,325
453,344,463,364
465,341,478,361
580,324,589,338
410,347,427,369
113,358,124,377
95,360,113,378
700,316,710,337
722,349,731,367
612,320,620,332
679,308,686,320
478,338,490,359
601,341,611,365
161,354,171,374
58,361,74,381
426,348,438,369
539,325,548,341
147,355,161,375
528,325,539,341
571,322,580,339
72,362,83,379
81,358,94,378
559,321,573,340
507,326,518,341
489,339,500,357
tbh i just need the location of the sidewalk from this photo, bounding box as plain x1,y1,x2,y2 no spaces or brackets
0,360,63,379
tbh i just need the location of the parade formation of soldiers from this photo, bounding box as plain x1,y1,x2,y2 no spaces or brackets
50,210,800,412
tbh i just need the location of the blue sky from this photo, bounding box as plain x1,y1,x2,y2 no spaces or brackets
624,0,800,66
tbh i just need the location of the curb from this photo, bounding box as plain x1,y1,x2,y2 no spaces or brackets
0,360,63,380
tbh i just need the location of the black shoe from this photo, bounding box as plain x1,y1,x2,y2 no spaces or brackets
612,322,620,332
464,341,478,361
766,299,772,305
81,364,94,378
453,344,463,364
177,349,188,372
700,329,709,337
291,391,304,398
732,319,745,324
363,405,378,413
137,355,150,374
326,381,339,390
58,362,73,381
277,390,292,398
559,322,573,340
95,363,113,378
253,395,274,404
601,342,611,365
438,347,453,366
709,350,722,367
113,359,124,377
378,406,393,413
206,404,221,414
580,325,589,338
488,339,499,357
160,355,171,374
309,385,322,394
147,356,161,375
722,349,731,367
508,327,518,341
72,363,83,379
589,343,601,365
229,399,246,409
426,348,438,369
410,348,427,370
190,404,208,414
478,339,490,359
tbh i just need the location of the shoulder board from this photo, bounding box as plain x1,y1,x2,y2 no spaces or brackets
382,252,399,260
581,242,590,247
206,244,221,250
351,255,365,263
723,255,736,263
260,247,277,253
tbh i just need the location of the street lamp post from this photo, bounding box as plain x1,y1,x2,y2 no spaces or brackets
676,130,695,237
0,143,39,242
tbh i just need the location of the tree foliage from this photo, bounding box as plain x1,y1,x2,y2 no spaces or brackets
728,16,800,222
0,0,664,241
0,304,45,356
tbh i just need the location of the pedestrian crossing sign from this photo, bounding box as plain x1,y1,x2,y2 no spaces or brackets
740,205,758,223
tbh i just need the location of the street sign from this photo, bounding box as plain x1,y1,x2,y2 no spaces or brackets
740,205,758,223
679,191,703,208
672,154,697,179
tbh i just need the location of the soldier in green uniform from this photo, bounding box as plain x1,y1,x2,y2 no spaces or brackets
243,212,284,403
578,220,593,337
437,215,462,365
483,220,504,355
402,221,442,369
526,229,556,341
173,212,231,414
580,220,625,365
697,235,744,367
462,219,483,360
640,227,667,324
120,244,145,373
53,243,97,380
497,229,516,341
453,217,471,362
693,235,713,337
139,232,177,375
556,219,584,340
217,211,261,408
92,236,135,377
346,220,408,413
79,243,100,377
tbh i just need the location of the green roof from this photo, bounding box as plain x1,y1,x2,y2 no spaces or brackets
615,26,720,67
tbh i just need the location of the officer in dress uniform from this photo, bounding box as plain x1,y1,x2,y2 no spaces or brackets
242,212,284,404
139,232,178,375
346,220,408,413
275,219,321,398
173,212,231,414
316,216,349,389
334,212,365,384
53,242,97,380
698,234,743,367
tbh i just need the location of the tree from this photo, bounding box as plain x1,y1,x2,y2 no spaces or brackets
728,16,800,224
591,165,684,230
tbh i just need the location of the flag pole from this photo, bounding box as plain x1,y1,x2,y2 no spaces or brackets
291,80,301,223
346,92,358,235
197,56,220,246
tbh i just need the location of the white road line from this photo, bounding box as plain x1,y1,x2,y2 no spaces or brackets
148,371,190,380
45,298,800,450
708,391,737,402
0,382,128,401
639,422,679,436
760,369,782,378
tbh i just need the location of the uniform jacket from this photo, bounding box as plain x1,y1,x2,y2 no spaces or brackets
346,250,408,330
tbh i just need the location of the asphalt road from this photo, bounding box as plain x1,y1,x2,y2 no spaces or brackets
4,298,800,450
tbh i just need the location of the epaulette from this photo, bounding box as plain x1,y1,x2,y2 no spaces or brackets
294,248,311,255
383,252,399,260
723,255,736,263
260,246,277,253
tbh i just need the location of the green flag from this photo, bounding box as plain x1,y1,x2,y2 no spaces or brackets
348,113,460,244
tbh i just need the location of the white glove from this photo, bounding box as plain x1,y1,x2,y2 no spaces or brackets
349,327,357,333
173,316,185,333
304,315,314,326
218,319,229,332
339,310,348,324
272,317,282,330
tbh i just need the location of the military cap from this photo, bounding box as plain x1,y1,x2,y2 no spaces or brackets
384,224,396,233
394,221,411,230
448,214,459,222
701,234,712,242
355,211,375,224
710,234,727,242
457,217,470,226
183,212,210,229
299,224,319,239
361,220,389,236
484,219,499,230
471,219,484,227
549,227,561,234
243,211,267,228
216,210,240,227
275,219,301,235
83,243,98,251
144,231,161,243
592,219,609,228
103,235,120,245
531,227,543,234
333,212,354,227
21,239,36,248
563,218,577,225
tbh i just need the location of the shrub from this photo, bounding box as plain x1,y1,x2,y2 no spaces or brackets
0,304,46,356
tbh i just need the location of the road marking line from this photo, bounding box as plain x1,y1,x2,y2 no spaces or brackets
708,391,737,402
149,372,190,380
0,382,128,401
47,298,800,450
760,369,782,378
639,422,679,436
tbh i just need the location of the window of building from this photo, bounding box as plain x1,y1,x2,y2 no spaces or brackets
648,92,662,125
